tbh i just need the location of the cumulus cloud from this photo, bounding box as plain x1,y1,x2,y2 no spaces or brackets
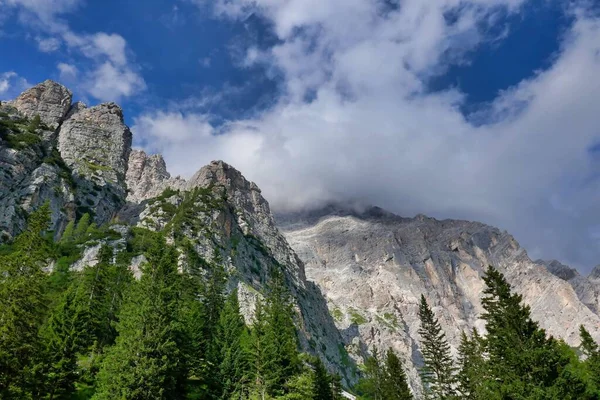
0,71,31,99
36,36,61,52
134,0,600,272
57,62,77,80
2,0,145,102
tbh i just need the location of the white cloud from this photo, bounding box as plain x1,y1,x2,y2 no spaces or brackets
57,62,77,79
83,62,146,102
2,0,145,103
0,71,31,99
36,36,61,52
137,0,600,271
0,72,16,94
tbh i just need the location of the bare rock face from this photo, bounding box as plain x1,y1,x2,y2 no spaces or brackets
59,102,132,223
11,80,72,128
119,160,352,383
540,259,600,314
278,205,600,394
0,103,76,241
188,161,307,285
125,149,185,203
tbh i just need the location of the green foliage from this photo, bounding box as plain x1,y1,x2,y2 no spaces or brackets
0,204,53,399
355,348,412,400
349,308,367,325
417,295,457,399
93,235,187,400
355,348,384,399
27,115,41,133
381,348,412,400
478,266,595,399
456,329,485,399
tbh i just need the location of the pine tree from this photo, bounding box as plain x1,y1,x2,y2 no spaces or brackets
580,325,600,389
480,266,589,399
355,348,384,400
60,220,75,243
262,270,301,396
93,235,187,400
330,374,343,400
312,356,333,400
0,204,52,399
74,213,91,241
249,298,271,400
456,329,484,400
215,289,251,399
39,284,88,399
382,348,412,400
417,295,457,399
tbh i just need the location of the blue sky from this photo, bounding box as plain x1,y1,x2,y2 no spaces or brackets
1,0,600,273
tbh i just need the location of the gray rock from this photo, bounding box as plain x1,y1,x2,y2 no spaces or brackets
124,160,355,383
278,205,600,394
0,105,75,241
59,102,131,181
125,149,185,203
65,101,87,120
10,80,72,128
59,102,132,223
538,259,600,314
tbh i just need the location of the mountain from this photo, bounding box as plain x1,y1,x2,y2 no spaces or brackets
277,204,600,392
2,80,600,397
0,80,354,385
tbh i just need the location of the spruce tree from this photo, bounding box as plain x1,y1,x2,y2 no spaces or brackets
580,325,600,389
60,220,75,243
74,213,91,241
215,289,250,399
456,329,484,400
93,235,187,400
355,348,384,400
417,295,457,399
382,348,412,400
249,298,271,399
0,204,52,398
39,284,88,399
480,266,588,399
330,374,343,400
262,270,301,396
312,356,333,400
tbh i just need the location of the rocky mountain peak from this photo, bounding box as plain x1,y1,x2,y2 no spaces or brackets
10,79,72,128
537,259,580,281
187,160,260,192
590,265,600,280
58,102,132,181
125,149,176,202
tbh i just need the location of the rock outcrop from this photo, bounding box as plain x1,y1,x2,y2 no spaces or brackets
278,205,600,394
58,102,132,223
539,259,600,314
125,149,185,203
0,102,75,241
10,80,72,128
120,161,353,382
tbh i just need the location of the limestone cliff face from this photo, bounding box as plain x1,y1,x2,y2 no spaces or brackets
539,259,600,314
1,81,133,239
10,80,72,128
58,102,132,223
125,149,185,203
121,160,351,381
0,101,76,241
278,205,600,394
